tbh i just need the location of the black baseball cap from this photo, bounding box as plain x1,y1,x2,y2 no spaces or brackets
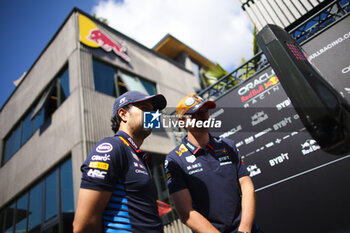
112,91,167,117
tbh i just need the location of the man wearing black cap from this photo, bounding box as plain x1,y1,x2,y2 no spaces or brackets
73,91,167,233
165,93,261,233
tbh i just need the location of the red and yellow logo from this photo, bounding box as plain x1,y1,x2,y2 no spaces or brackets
78,14,130,62
176,144,188,157
89,161,109,170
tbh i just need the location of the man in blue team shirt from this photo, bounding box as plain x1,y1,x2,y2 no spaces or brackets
165,93,262,233
73,91,167,233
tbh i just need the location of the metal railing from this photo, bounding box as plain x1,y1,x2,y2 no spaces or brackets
198,0,349,101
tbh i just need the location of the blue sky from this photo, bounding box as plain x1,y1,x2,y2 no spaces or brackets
0,0,99,109
0,0,253,109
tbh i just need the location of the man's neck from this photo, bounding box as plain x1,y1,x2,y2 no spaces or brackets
187,131,210,149
119,127,143,148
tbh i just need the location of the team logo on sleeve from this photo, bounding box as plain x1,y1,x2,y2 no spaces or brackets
176,144,188,157
96,143,113,153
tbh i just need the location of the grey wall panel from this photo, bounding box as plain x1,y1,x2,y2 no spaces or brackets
0,92,82,206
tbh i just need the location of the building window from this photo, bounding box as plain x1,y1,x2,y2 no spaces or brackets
31,66,70,122
2,65,69,166
93,59,157,97
0,157,74,233
4,203,15,233
61,159,74,213
29,182,42,232
15,194,28,232
45,171,58,222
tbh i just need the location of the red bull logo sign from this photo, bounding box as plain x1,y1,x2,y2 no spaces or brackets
79,14,130,62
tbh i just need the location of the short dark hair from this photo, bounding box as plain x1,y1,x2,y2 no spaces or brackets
111,104,131,133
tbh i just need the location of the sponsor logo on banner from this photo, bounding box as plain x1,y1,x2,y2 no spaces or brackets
89,162,109,170
91,154,111,161
273,117,292,131
255,128,272,139
96,143,113,153
186,155,197,163
276,98,291,111
342,65,350,74
251,111,269,126
219,124,242,139
210,108,225,118
244,136,254,145
238,70,279,103
265,141,274,148
301,139,321,155
236,141,244,147
247,164,262,177
309,31,350,61
269,153,289,167
87,169,107,179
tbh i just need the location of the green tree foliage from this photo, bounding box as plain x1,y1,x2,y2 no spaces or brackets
93,13,109,25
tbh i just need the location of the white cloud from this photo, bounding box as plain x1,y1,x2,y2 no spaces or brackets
92,0,253,70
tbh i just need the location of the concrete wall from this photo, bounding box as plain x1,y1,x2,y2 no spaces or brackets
0,10,201,209
0,12,80,207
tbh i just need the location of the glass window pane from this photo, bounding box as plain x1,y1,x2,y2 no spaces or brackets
119,72,147,94
59,69,70,102
22,112,32,145
140,78,157,95
32,109,44,133
60,159,74,213
29,182,42,231
44,85,57,120
4,203,15,233
12,124,22,154
31,81,56,121
0,210,4,233
45,171,57,221
93,60,116,96
4,133,14,163
15,194,28,233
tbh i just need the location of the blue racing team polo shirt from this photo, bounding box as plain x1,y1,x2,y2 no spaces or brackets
80,131,163,233
165,135,250,233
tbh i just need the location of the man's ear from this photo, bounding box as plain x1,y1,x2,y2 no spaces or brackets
118,108,128,123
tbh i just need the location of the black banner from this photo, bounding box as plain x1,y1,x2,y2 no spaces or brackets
210,15,350,233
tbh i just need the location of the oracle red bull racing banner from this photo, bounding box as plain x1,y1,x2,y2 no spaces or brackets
78,14,131,62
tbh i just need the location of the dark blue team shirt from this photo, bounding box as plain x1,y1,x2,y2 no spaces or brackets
80,131,163,233
165,135,250,233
